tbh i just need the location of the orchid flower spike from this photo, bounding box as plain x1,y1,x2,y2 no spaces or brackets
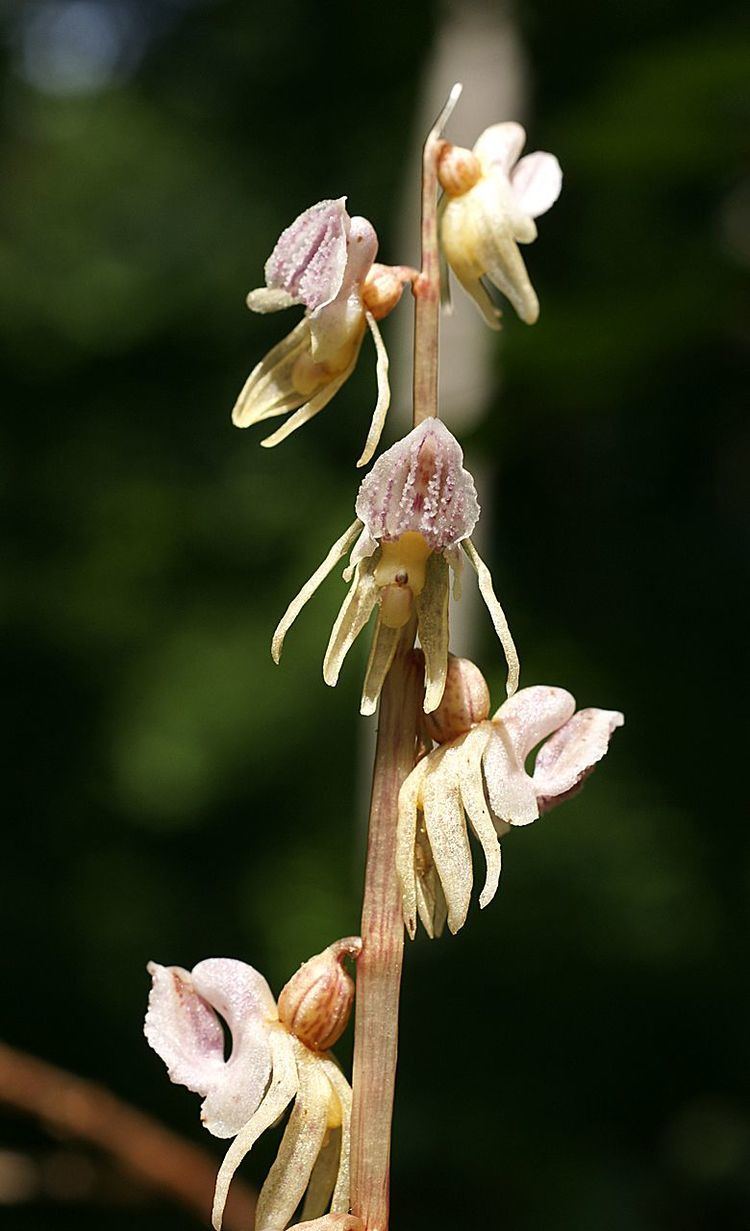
396,658,623,937
271,418,520,716
144,938,362,1231
232,198,411,467
438,122,562,327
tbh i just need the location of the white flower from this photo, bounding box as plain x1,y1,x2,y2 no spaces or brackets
396,682,624,936
271,418,519,715
232,198,401,467
439,122,562,327
145,942,361,1231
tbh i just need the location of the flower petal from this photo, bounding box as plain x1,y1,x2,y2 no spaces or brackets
232,319,311,428
272,520,363,666
414,825,448,939
255,1043,330,1231
212,1028,298,1230
510,152,563,220
482,722,539,828
356,418,480,551
360,616,400,716
532,707,624,808
473,121,526,174
422,745,474,934
462,539,519,697
301,1127,341,1222
260,338,363,450
144,963,225,1096
322,557,379,687
474,188,539,323
246,287,298,314
318,1056,353,1215
190,959,278,1138
356,310,391,468
491,685,575,756
415,552,450,713
456,724,501,909
265,199,350,312
396,756,431,939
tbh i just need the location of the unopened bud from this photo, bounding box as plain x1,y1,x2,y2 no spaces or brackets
362,264,406,320
278,937,362,1051
437,143,482,197
423,654,490,744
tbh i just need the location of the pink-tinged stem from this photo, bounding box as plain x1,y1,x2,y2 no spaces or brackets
412,83,463,426
350,637,422,1231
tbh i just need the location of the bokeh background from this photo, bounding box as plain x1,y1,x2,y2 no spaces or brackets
2,0,749,1228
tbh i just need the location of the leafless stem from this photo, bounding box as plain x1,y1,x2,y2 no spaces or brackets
0,1041,255,1230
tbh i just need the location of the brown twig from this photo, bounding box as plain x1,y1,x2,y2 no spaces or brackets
0,1040,256,1229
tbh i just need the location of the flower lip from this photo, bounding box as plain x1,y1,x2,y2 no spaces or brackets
355,418,480,552
265,197,351,313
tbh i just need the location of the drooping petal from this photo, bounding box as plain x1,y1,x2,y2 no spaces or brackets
232,320,312,428
511,152,563,219
474,184,539,324
414,824,448,939
272,520,363,665
533,707,624,808
261,335,364,449
396,756,431,938
462,539,519,697
492,685,575,756
473,121,526,174
323,557,379,686
415,552,450,713
421,744,474,934
360,616,400,716
356,310,391,468
300,1128,341,1223
456,724,501,909
144,963,226,1096
356,418,480,551
212,1028,298,1231
265,199,350,313
482,721,539,829
254,1043,330,1231
318,1056,353,1215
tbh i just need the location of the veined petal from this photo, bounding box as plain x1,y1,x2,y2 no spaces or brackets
415,552,450,713
144,963,225,1097
232,319,311,428
318,1056,353,1215
462,539,519,697
265,198,350,313
473,121,526,174
360,616,400,716
456,724,501,909
482,721,539,828
255,1043,330,1231
272,520,363,666
356,310,391,468
323,557,379,687
492,685,575,755
533,707,624,808
397,756,430,939
261,334,364,450
511,152,563,219
422,745,473,934
212,1028,298,1231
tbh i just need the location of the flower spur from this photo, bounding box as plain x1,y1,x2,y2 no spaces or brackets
232,197,411,467
271,417,519,716
438,122,562,327
144,939,362,1231
396,658,624,937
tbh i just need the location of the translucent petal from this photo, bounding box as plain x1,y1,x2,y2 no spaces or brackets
414,825,448,939
255,1044,330,1231
272,521,363,665
473,121,526,174
462,539,519,697
474,186,539,324
322,558,379,687
232,320,311,428
422,746,473,934
482,721,539,829
511,152,563,219
261,337,363,449
360,616,400,716
415,552,450,713
396,757,430,939
532,707,624,807
457,724,501,909
212,1028,298,1230
356,310,391,468
491,685,575,756
300,1128,341,1222
144,963,225,1097
319,1056,353,1215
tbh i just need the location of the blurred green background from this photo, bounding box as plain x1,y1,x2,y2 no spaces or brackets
2,0,749,1228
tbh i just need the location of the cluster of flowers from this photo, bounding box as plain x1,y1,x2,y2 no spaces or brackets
145,118,622,1231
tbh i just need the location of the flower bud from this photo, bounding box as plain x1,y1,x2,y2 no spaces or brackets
278,937,362,1051
362,264,406,320
422,654,490,744
437,143,482,197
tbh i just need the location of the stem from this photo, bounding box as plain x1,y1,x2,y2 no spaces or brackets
350,635,422,1231
412,83,463,425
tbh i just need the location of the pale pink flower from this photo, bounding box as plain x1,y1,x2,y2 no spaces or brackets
396,684,623,936
271,418,519,715
439,122,562,326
